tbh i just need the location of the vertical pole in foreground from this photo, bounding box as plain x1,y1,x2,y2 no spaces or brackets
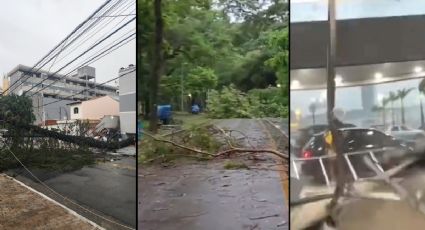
421,98,424,128
327,0,345,210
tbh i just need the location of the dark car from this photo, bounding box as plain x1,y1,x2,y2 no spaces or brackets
298,128,413,183
296,123,356,150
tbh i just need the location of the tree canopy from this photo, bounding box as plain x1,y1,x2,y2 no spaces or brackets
139,0,288,119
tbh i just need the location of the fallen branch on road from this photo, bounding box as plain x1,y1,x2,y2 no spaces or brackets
141,130,288,160
141,131,215,156
216,148,287,159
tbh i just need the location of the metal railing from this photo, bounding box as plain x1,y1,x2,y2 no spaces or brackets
291,147,396,186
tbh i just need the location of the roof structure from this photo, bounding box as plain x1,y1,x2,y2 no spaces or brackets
290,15,425,90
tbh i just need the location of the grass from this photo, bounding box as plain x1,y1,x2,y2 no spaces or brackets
173,112,212,129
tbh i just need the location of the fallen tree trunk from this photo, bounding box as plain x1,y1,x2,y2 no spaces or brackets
10,123,135,150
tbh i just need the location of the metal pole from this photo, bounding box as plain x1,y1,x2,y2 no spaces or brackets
421,98,424,128
327,0,346,209
327,0,336,114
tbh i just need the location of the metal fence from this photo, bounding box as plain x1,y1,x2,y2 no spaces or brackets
291,147,401,186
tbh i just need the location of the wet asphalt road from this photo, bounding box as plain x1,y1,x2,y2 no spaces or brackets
139,119,288,230
12,156,137,229
44,157,137,228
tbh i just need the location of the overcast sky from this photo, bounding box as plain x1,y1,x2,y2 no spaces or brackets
291,0,425,22
0,0,135,89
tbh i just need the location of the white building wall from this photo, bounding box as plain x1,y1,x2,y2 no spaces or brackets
70,105,82,120
119,65,136,134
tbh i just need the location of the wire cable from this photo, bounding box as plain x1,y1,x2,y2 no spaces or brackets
37,69,135,108
24,16,135,95
0,139,135,230
1,0,115,95
29,32,135,98
54,0,134,66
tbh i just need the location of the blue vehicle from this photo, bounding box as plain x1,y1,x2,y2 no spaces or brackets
138,120,143,141
157,105,172,124
191,104,200,114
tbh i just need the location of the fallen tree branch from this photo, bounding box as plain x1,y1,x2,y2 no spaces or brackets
141,130,288,159
141,131,215,156
216,148,288,159
10,123,134,150
249,213,280,220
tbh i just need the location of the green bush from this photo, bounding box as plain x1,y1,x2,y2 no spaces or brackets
207,85,288,118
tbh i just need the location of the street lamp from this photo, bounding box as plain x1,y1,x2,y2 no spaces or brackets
291,80,300,89
374,72,383,80
334,75,342,86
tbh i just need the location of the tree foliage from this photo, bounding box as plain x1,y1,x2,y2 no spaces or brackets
207,85,287,118
139,0,288,118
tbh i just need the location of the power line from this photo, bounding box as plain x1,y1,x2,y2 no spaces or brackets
1,0,115,96
28,31,135,99
24,16,136,95
92,13,136,18
36,69,135,109
0,139,135,230
2,0,116,95
64,28,135,74
43,0,126,69
32,34,135,105
53,0,134,66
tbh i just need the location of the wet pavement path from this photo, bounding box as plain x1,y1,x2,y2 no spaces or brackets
139,119,288,230
10,155,136,230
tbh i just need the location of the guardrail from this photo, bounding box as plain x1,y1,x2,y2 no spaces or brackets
291,147,396,186
262,118,288,153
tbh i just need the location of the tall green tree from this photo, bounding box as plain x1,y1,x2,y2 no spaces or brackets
396,87,414,125
388,91,399,126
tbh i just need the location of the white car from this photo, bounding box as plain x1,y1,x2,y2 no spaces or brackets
386,125,425,149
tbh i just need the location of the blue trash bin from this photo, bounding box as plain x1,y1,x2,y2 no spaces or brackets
138,120,143,141
157,105,172,124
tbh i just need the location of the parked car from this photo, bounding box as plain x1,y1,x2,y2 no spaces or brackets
296,123,356,150
299,128,413,183
386,125,425,147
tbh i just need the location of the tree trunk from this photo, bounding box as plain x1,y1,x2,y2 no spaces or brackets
391,101,395,126
401,98,405,125
149,0,164,133
383,106,386,128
